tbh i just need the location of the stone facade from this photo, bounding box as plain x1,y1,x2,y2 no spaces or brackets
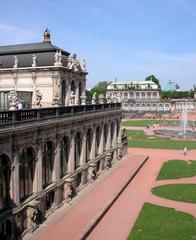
0,104,127,239
106,81,196,113
0,29,87,109
0,30,128,239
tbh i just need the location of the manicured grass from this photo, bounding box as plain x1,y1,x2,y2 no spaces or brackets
123,119,180,127
123,119,194,127
152,184,196,203
127,130,196,149
157,160,196,180
128,202,196,240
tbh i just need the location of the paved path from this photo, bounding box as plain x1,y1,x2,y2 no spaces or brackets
31,153,148,240
87,148,196,240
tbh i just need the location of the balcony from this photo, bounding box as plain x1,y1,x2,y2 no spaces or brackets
0,103,121,127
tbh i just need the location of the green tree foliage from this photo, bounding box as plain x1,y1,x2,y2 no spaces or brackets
160,90,194,99
90,81,111,96
145,75,160,85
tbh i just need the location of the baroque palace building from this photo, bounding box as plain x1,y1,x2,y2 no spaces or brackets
106,80,196,114
0,30,127,239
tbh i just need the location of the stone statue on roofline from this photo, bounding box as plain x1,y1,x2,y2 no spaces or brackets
117,92,122,103
82,59,87,72
91,92,96,105
69,91,75,106
80,91,87,105
67,53,82,72
52,93,60,106
8,90,18,110
32,54,37,67
13,56,18,68
54,50,62,66
99,94,105,104
36,89,43,108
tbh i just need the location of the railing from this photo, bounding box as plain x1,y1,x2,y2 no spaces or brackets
0,103,121,126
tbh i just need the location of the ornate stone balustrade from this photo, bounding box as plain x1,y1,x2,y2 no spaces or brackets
0,103,121,126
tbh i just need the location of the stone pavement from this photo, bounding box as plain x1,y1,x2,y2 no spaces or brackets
30,152,148,240
87,148,196,240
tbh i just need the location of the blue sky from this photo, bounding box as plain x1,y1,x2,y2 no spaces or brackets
0,0,196,89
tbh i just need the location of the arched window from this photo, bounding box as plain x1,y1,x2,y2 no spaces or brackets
86,129,92,162
124,92,128,100
153,92,157,99
152,104,157,111
0,154,10,210
60,137,70,178
147,92,151,99
71,81,75,93
136,92,140,99
19,147,35,201
103,124,108,151
75,132,82,170
110,122,115,146
141,92,145,99
130,92,134,99
95,126,101,157
42,142,54,188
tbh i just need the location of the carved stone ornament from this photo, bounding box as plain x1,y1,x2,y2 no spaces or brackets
36,89,43,108
13,56,18,68
88,165,97,183
67,53,82,72
98,94,105,104
80,91,87,105
54,50,62,66
52,93,60,106
69,91,75,106
8,90,18,110
91,92,96,105
32,54,37,67
64,182,75,203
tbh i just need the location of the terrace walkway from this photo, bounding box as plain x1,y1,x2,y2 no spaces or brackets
25,152,148,240
26,148,196,240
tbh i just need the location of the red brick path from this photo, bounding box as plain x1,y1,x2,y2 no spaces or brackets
30,153,147,240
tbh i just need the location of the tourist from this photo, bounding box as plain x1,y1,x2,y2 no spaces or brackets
183,146,187,155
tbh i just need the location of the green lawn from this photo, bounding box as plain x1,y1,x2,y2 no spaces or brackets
157,160,196,180
128,202,196,240
123,119,195,127
152,184,196,203
127,130,196,149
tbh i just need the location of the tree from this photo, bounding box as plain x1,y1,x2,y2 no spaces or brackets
90,81,111,96
160,90,193,99
145,75,160,86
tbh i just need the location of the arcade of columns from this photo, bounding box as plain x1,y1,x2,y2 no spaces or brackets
0,108,127,238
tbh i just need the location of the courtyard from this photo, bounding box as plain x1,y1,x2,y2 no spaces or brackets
24,118,196,240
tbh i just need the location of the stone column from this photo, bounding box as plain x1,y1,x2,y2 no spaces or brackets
68,133,75,172
106,123,111,150
32,72,37,107
117,120,122,144
112,122,117,161
53,138,61,182
75,83,79,105
112,122,117,146
35,143,43,193
67,80,71,106
99,126,104,155
12,150,20,206
80,130,87,165
90,128,96,160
